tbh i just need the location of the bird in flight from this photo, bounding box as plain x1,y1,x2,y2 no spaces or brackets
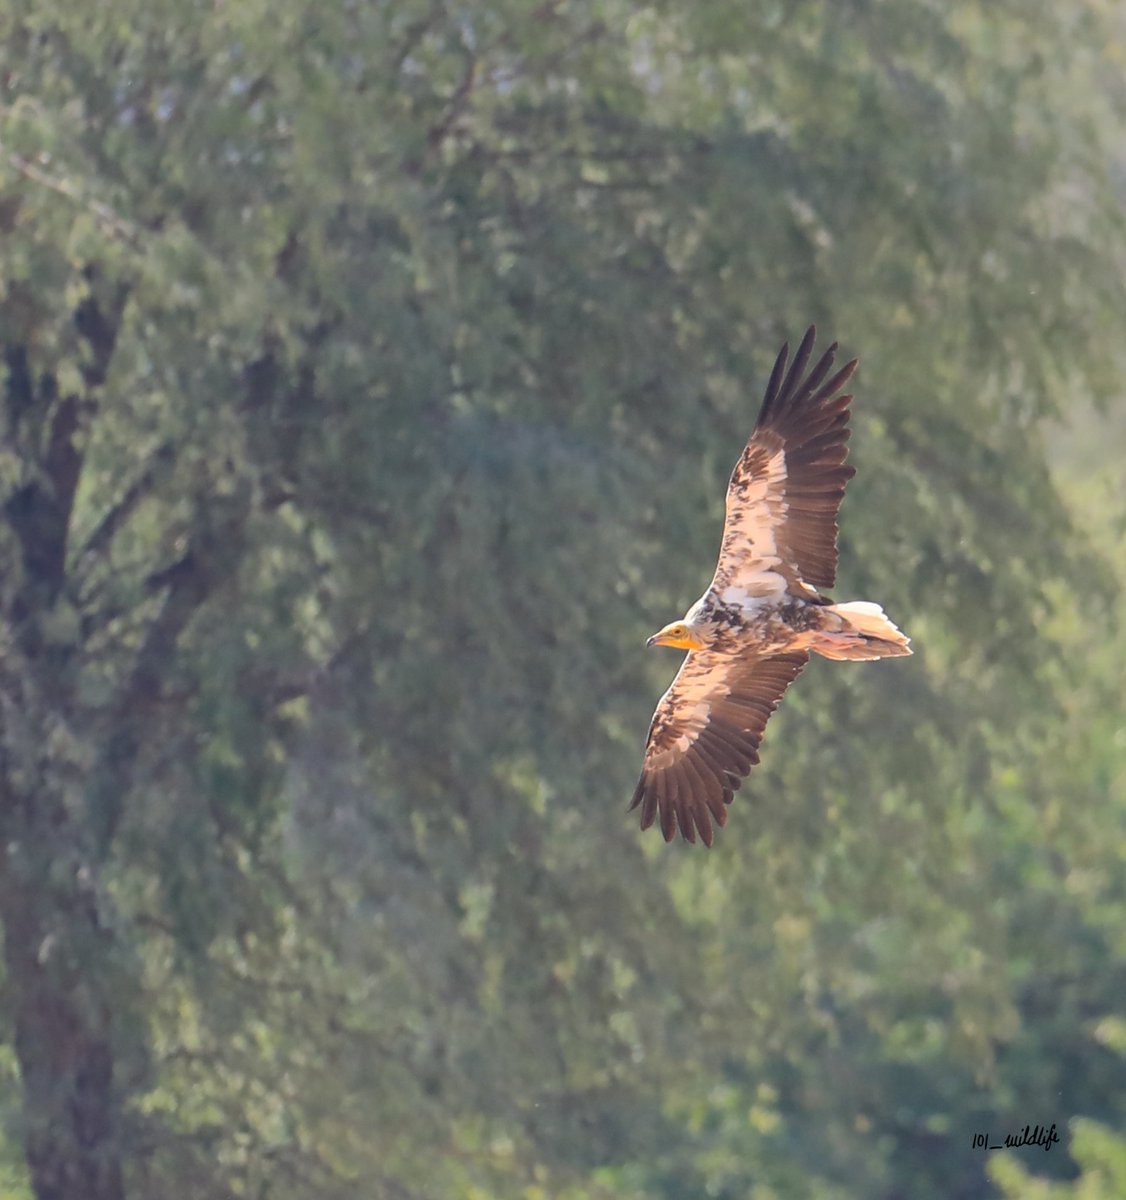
632,327,910,846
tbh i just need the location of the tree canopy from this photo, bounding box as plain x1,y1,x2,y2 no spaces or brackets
0,1,1124,1198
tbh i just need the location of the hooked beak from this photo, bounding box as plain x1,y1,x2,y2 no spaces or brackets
647,625,702,651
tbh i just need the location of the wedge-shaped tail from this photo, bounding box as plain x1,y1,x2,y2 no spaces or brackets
814,601,912,661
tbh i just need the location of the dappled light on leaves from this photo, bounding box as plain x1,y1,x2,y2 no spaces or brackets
0,1,1124,1198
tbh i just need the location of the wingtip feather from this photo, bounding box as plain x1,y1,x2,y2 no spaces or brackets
760,338,790,420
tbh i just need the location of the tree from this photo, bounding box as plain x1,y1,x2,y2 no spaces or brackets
0,1,1124,1197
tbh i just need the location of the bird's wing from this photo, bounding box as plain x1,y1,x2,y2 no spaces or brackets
712,326,857,596
630,650,808,846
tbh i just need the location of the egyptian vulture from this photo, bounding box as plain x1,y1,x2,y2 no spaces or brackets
632,327,911,846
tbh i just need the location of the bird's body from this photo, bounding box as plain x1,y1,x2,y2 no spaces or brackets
679,592,826,657
632,327,910,846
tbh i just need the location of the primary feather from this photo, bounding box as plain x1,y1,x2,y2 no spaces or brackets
633,328,910,847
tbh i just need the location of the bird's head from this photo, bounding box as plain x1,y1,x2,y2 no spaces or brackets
646,619,706,651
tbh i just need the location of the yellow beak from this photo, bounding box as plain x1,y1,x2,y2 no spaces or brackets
646,624,702,651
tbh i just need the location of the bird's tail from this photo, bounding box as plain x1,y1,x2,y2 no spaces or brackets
813,601,912,661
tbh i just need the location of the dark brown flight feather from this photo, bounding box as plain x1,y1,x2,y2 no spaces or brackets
716,325,857,592
633,327,880,846
630,651,809,847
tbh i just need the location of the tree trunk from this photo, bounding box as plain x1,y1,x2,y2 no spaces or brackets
0,829,125,1200
0,291,130,1200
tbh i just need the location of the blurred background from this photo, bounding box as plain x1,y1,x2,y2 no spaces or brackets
0,2,1124,1198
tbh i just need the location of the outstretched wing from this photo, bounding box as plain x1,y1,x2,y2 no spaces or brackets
712,326,857,596
630,651,808,846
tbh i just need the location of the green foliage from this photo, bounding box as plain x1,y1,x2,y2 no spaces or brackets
0,0,1124,1197
991,1119,1126,1200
